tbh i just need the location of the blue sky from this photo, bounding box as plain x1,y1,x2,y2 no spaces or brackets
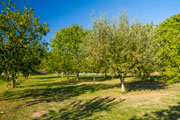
5,0,180,42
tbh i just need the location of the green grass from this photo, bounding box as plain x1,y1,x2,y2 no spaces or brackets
0,74,180,120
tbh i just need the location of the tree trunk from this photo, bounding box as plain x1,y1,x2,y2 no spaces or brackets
26,75,29,79
104,71,107,80
84,73,87,78
120,73,125,92
67,72,69,80
6,81,9,89
139,71,142,77
5,72,9,89
147,73,151,80
23,75,26,81
12,76,16,88
93,76,96,84
76,73,79,81
61,72,64,78
111,73,114,79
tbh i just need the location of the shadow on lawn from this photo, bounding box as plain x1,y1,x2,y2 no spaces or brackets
28,81,76,87
0,84,120,108
32,74,115,81
130,102,180,120
34,97,124,120
79,75,116,82
28,75,162,87
126,80,167,91
0,75,167,108
33,75,109,80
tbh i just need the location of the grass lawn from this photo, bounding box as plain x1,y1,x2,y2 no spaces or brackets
0,74,180,120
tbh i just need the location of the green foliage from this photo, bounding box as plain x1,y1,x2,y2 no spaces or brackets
108,11,130,76
48,24,86,78
156,14,180,83
83,11,158,91
0,1,50,87
82,15,111,74
84,11,158,77
129,22,158,77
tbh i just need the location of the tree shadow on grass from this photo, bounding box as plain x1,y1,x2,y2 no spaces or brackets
126,80,167,91
19,79,167,94
28,81,76,87
34,97,124,120
31,74,115,82
0,84,120,108
28,75,163,88
129,102,180,120
0,75,167,109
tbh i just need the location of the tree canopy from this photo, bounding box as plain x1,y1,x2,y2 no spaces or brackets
0,1,50,87
156,14,180,83
48,24,86,80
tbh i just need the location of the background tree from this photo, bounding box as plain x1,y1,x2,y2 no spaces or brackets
20,42,48,79
129,22,158,79
50,24,85,81
82,15,111,81
156,14,180,83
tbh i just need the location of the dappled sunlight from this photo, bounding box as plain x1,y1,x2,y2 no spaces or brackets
34,97,124,120
130,101,180,120
0,74,180,120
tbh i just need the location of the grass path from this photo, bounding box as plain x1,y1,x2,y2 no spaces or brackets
0,74,180,120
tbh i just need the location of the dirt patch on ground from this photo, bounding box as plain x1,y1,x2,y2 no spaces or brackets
31,111,47,118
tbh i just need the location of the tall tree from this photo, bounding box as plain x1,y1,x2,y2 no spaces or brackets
0,1,50,88
156,14,180,83
129,22,158,79
85,11,158,92
108,11,131,92
50,24,85,81
82,15,111,81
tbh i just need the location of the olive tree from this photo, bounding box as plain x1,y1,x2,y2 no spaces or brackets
84,11,158,92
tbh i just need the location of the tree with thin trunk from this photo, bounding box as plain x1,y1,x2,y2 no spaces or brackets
0,1,50,88
128,21,158,79
85,10,158,92
82,15,111,82
50,24,86,81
